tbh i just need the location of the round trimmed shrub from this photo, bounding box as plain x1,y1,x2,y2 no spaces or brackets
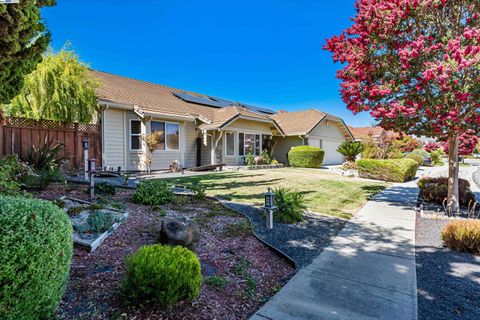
288,145,325,168
0,196,73,320
123,244,202,305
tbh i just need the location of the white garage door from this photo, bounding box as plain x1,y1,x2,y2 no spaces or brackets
321,139,345,165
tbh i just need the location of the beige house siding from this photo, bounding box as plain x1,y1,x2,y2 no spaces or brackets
272,136,302,164
102,108,126,170
200,134,212,166
147,117,185,170
308,120,346,165
308,120,346,140
184,121,199,168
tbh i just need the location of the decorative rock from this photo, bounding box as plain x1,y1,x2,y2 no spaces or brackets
254,156,263,165
160,216,200,247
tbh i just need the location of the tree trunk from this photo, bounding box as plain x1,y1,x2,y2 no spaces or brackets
447,135,459,214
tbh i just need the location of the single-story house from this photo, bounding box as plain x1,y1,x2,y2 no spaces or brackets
93,70,353,171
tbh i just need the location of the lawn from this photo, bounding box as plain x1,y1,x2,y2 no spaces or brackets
162,168,388,219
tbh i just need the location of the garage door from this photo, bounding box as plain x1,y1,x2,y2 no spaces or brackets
321,139,345,165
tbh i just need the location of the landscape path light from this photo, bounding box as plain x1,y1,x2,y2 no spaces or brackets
264,188,276,229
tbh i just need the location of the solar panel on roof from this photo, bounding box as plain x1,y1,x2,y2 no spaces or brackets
173,92,225,108
173,92,276,115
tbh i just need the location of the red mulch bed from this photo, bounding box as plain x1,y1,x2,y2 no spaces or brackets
36,183,294,320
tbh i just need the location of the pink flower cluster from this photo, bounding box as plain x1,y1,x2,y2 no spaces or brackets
324,0,480,140
442,133,479,156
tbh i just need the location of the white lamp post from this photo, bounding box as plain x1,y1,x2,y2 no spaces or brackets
264,188,276,229
82,138,89,181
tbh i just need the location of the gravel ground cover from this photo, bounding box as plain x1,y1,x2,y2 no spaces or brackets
219,200,347,268
416,214,480,320
36,183,294,320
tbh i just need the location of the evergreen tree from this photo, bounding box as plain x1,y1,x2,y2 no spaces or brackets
0,0,56,104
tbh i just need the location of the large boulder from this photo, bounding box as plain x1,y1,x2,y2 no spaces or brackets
160,216,200,247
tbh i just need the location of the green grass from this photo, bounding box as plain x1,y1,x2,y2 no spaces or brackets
160,168,387,219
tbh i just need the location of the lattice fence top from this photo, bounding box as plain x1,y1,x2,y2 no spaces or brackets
3,117,99,133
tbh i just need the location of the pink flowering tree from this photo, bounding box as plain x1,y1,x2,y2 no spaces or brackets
443,133,479,156
324,0,480,211
423,141,442,153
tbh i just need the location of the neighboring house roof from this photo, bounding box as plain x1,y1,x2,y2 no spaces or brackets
348,126,400,140
272,109,353,140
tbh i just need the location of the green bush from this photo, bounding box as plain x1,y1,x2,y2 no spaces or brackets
0,196,73,320
131,180,174,205
274,187,307,223
244,153,255,165
357,158,418,182
288,145,325,168
418,177,475,207
123,244,202,305
442,220,480,254
189,183,206,200
336,141,364,162
21,167,63,191
74,211,118,233
406,153,424,166
261,150,271,164
0,155,32,196
94,182,116,195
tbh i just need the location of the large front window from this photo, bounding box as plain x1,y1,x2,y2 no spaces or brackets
151,121,180,151
244,134,255,155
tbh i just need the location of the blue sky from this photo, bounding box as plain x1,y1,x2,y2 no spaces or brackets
42,0,375,127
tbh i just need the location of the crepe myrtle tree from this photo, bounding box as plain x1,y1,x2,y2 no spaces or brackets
443,132,479,156
324,0,480,212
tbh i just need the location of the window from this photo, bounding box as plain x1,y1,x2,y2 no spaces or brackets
151,121,165,150
226,132,235,156
238,133,244,156
130,120,142,150
255,134,260,155
166,123,180,150
150,121,180,151
244,133,255,155
262,134,273,153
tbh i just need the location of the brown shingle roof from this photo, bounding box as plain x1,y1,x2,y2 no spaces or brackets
93,70,279,129
348,126,400,140
271,109,326,135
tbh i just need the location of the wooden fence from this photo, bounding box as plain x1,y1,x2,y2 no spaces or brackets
0,117,102,171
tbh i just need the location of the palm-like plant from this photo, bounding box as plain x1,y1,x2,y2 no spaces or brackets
336,141,365,162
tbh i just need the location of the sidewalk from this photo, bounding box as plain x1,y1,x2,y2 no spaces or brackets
251,181,418,320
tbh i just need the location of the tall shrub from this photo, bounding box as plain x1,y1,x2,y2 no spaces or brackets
0,196,73,320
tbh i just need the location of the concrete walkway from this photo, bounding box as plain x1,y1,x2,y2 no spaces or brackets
251,181,418,320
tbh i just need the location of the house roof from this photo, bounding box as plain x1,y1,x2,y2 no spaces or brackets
271,109,326,136
93,70,273,125
348,126,400,140
92,70,346,138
